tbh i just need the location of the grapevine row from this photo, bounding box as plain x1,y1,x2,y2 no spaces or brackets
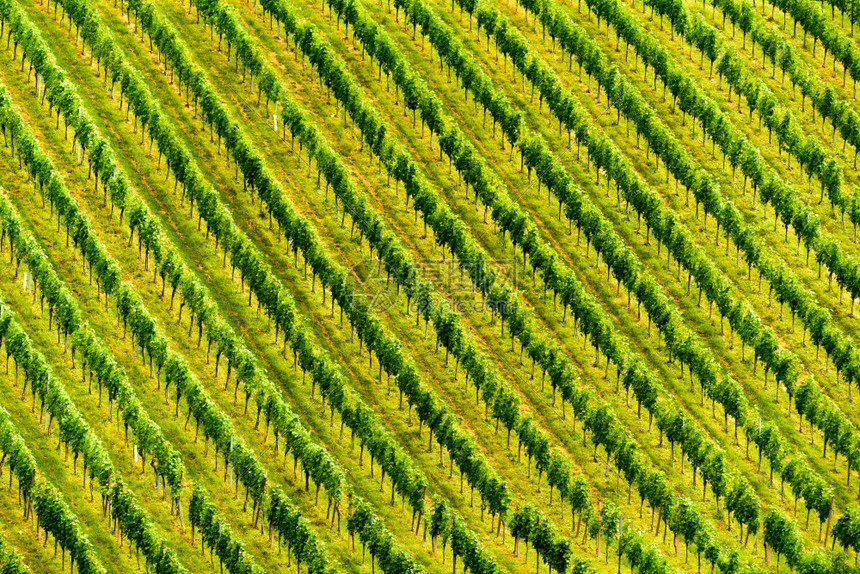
0,531,29,574
187,484,266,574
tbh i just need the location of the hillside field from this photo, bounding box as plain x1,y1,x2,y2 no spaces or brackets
1,0,860,571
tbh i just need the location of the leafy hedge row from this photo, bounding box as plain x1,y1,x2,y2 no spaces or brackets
0,530,30,574
188,484,267,574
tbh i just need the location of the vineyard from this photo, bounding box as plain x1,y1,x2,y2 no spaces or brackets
0,0,859,570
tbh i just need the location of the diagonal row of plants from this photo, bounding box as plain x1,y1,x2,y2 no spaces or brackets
0,530,30,574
